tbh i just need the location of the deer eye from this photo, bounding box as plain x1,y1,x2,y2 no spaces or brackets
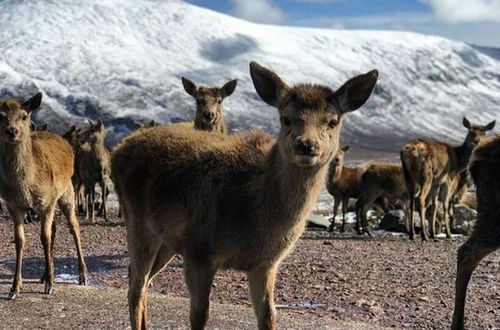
281,116,291,127
328,119,339,128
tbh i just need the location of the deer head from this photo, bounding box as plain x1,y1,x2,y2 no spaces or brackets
250,61,377,167
463,117,495,147
182,77,237,129
0,93,42,144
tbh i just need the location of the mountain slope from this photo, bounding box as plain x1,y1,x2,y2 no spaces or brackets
1,0,499,149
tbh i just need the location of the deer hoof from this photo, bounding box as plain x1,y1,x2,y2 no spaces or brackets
8,288,19,300
44,283,54,295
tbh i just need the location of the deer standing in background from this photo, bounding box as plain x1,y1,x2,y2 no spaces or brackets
401,117,495,241
112,61,378,330
451,135,500,329
78,119,111,222
356,162,410,236
326,145,361,232
0,93,87,299
182,77,237,134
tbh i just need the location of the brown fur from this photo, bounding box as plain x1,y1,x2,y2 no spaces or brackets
112,61,378,330
0,94,87,299
356,162,410,235
182,77,237,134
62,125,86,213
401,117,495,241
78,119,111,222
451,135,500,329
325,146,361,232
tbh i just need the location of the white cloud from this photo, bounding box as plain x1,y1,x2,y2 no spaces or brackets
230,0,287,24
296,12,500,47
422,0,500,23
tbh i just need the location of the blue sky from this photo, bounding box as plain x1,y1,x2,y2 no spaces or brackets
186,0,500,47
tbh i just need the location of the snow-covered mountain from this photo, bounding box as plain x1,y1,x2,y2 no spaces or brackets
1,0,499,149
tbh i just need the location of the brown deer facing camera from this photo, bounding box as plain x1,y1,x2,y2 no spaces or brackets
0,93,87,299
451,135,500,329
111,61,378,330
182,77,237,133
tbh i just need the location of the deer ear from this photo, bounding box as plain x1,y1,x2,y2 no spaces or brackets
219,79,237,99
463,117,471,129
334,70,378,113
342,145,350,152
148,119,157,127
97,119,103,129
484,120,496,131
21,92,42,113
182,77,198,98
250,61,289,109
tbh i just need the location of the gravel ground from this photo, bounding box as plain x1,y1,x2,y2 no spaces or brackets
0,211,498,329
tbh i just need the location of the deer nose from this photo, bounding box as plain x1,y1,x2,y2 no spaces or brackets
203,112,215,121
294,139,318,157
5,127,18,138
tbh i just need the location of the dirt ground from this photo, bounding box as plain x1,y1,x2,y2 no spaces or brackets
0,211,498,330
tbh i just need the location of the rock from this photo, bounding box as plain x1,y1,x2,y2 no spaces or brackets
452,204,476,234
379,210,407,232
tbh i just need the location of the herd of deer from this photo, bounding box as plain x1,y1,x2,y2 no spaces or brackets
0,61,498,330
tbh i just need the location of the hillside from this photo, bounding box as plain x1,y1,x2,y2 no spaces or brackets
1,0,499,149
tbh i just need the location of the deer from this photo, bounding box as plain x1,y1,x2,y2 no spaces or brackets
181,77,237,134
78,119,111,222
356,162,410,236
111,61,378,330
0,93,87,299
325,145,362,232
451,135,500,330
63,125,86,214
401,117,495,241
134,119,158,130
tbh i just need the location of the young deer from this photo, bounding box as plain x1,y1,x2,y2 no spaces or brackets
181,77,237,133
356,162,410,236
112,61,378,330
401,117,495,241
326,145,361,232
0,93,87,299
78,119,111,222
63,125,86,214
451,135,500,330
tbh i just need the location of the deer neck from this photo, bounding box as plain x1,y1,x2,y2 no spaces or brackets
90,139,106,158
327,161,342,182
265,147,329,228
0,136,35,199
452,140,474,173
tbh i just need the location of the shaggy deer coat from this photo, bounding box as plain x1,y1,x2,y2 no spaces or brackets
401,117,495,241
451,135,500,330
112,61,378,330
0,93,87,299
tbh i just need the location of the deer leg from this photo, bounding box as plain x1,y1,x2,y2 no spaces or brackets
128,234,160,330
184,253,216,330
8,207,26,300
341,196,348,233
40,221,57,284
408,195,415,240
355,198,363,235
442,191,452,239
418,182,431,241
147,244,175,287
248,266,278,330
328,196,340,232
90,185,96,223
100,181,108,222
58,186,88,285
361,194,376,237
428,186,440,239
40,205,56,294
451,237,497,330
